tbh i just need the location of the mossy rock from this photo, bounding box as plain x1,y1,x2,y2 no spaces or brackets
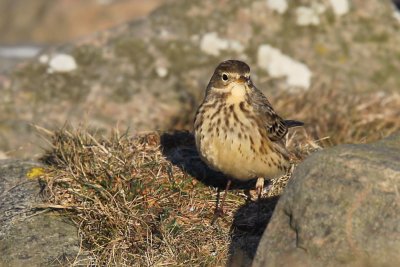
0,160,85,266
1,0,400,157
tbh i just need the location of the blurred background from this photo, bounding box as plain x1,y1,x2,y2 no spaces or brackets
1,0,400,159
0,0,168,71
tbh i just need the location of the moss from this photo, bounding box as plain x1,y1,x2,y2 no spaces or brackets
15,63,90,103
353,18,390,43
337,37,350,58
314,43,329,56
252,24,264,37
113,37,153,67
369,31,390,43
150,0,237,35
371,62,397,86
154,40,210,74
325,10,336,25
277,11,322,53
111,79,139,103
355,30,390,43
72,45,104,66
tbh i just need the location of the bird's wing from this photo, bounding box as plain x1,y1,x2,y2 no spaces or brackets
250,87,289,142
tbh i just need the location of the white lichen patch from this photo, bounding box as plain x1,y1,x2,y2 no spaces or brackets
329,0,349,16
38,54,49,64
257,44,312,90
48,54,77,73
296,3,326,26
156,67,168,78
266,0,288,14
200,32,244,56
393,8,400,23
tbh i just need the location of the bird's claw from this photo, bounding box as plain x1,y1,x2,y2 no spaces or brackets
256,177,265,199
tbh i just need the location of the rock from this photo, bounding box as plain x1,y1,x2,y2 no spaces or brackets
0,0,167,44
1,0,400,158
0,160,83,266
0,0,167,71
252,134,400,267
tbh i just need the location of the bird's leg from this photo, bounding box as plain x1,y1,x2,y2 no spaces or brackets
212,180,232,224
256,177,264,199
220,179,232,212
215,179,232,215
214,188,221,214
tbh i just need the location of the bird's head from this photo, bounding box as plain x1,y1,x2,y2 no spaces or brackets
206,60,253,102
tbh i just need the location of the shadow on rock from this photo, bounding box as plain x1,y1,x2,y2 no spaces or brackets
228,196,279,267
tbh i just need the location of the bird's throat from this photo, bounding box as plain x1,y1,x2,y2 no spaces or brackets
227,84,247,104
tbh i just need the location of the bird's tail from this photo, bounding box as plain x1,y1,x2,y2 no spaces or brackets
284,120,304,128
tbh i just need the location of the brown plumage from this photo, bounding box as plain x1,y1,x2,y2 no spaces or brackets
194,60,303,214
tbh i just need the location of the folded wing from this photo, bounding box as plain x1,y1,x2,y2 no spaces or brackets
250,87,303,142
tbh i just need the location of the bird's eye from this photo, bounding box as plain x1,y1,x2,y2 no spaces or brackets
222,73,229,81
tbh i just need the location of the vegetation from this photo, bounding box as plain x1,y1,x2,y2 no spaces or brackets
39,87,400,266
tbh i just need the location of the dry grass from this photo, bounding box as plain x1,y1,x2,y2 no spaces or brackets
273,86,400,145
39,86,400,266
42,130,232,266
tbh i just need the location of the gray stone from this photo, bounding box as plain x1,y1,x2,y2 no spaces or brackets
1,0,399,157
252,134,400,267
0,160,83,266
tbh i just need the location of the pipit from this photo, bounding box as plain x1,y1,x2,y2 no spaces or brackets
194,60,303,215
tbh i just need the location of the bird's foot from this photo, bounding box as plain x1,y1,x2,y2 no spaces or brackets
211,207,224,225
256,177,265,199
244,189,252,202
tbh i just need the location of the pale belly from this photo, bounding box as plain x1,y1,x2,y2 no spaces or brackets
195,105,289,181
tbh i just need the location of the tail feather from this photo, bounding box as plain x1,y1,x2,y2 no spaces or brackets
284,120,304,128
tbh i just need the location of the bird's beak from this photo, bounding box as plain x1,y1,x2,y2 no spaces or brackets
236,76,248,84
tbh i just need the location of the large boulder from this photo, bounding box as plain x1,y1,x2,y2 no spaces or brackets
1,0,400,157
252,134,400,267
0,160,83,266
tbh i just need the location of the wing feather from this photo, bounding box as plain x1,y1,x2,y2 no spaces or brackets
249,86,291,141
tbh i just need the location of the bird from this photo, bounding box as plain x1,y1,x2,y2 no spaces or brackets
193,59,303,215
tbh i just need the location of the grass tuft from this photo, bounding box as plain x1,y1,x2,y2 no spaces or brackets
42,130,237,266
273,87,400,145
